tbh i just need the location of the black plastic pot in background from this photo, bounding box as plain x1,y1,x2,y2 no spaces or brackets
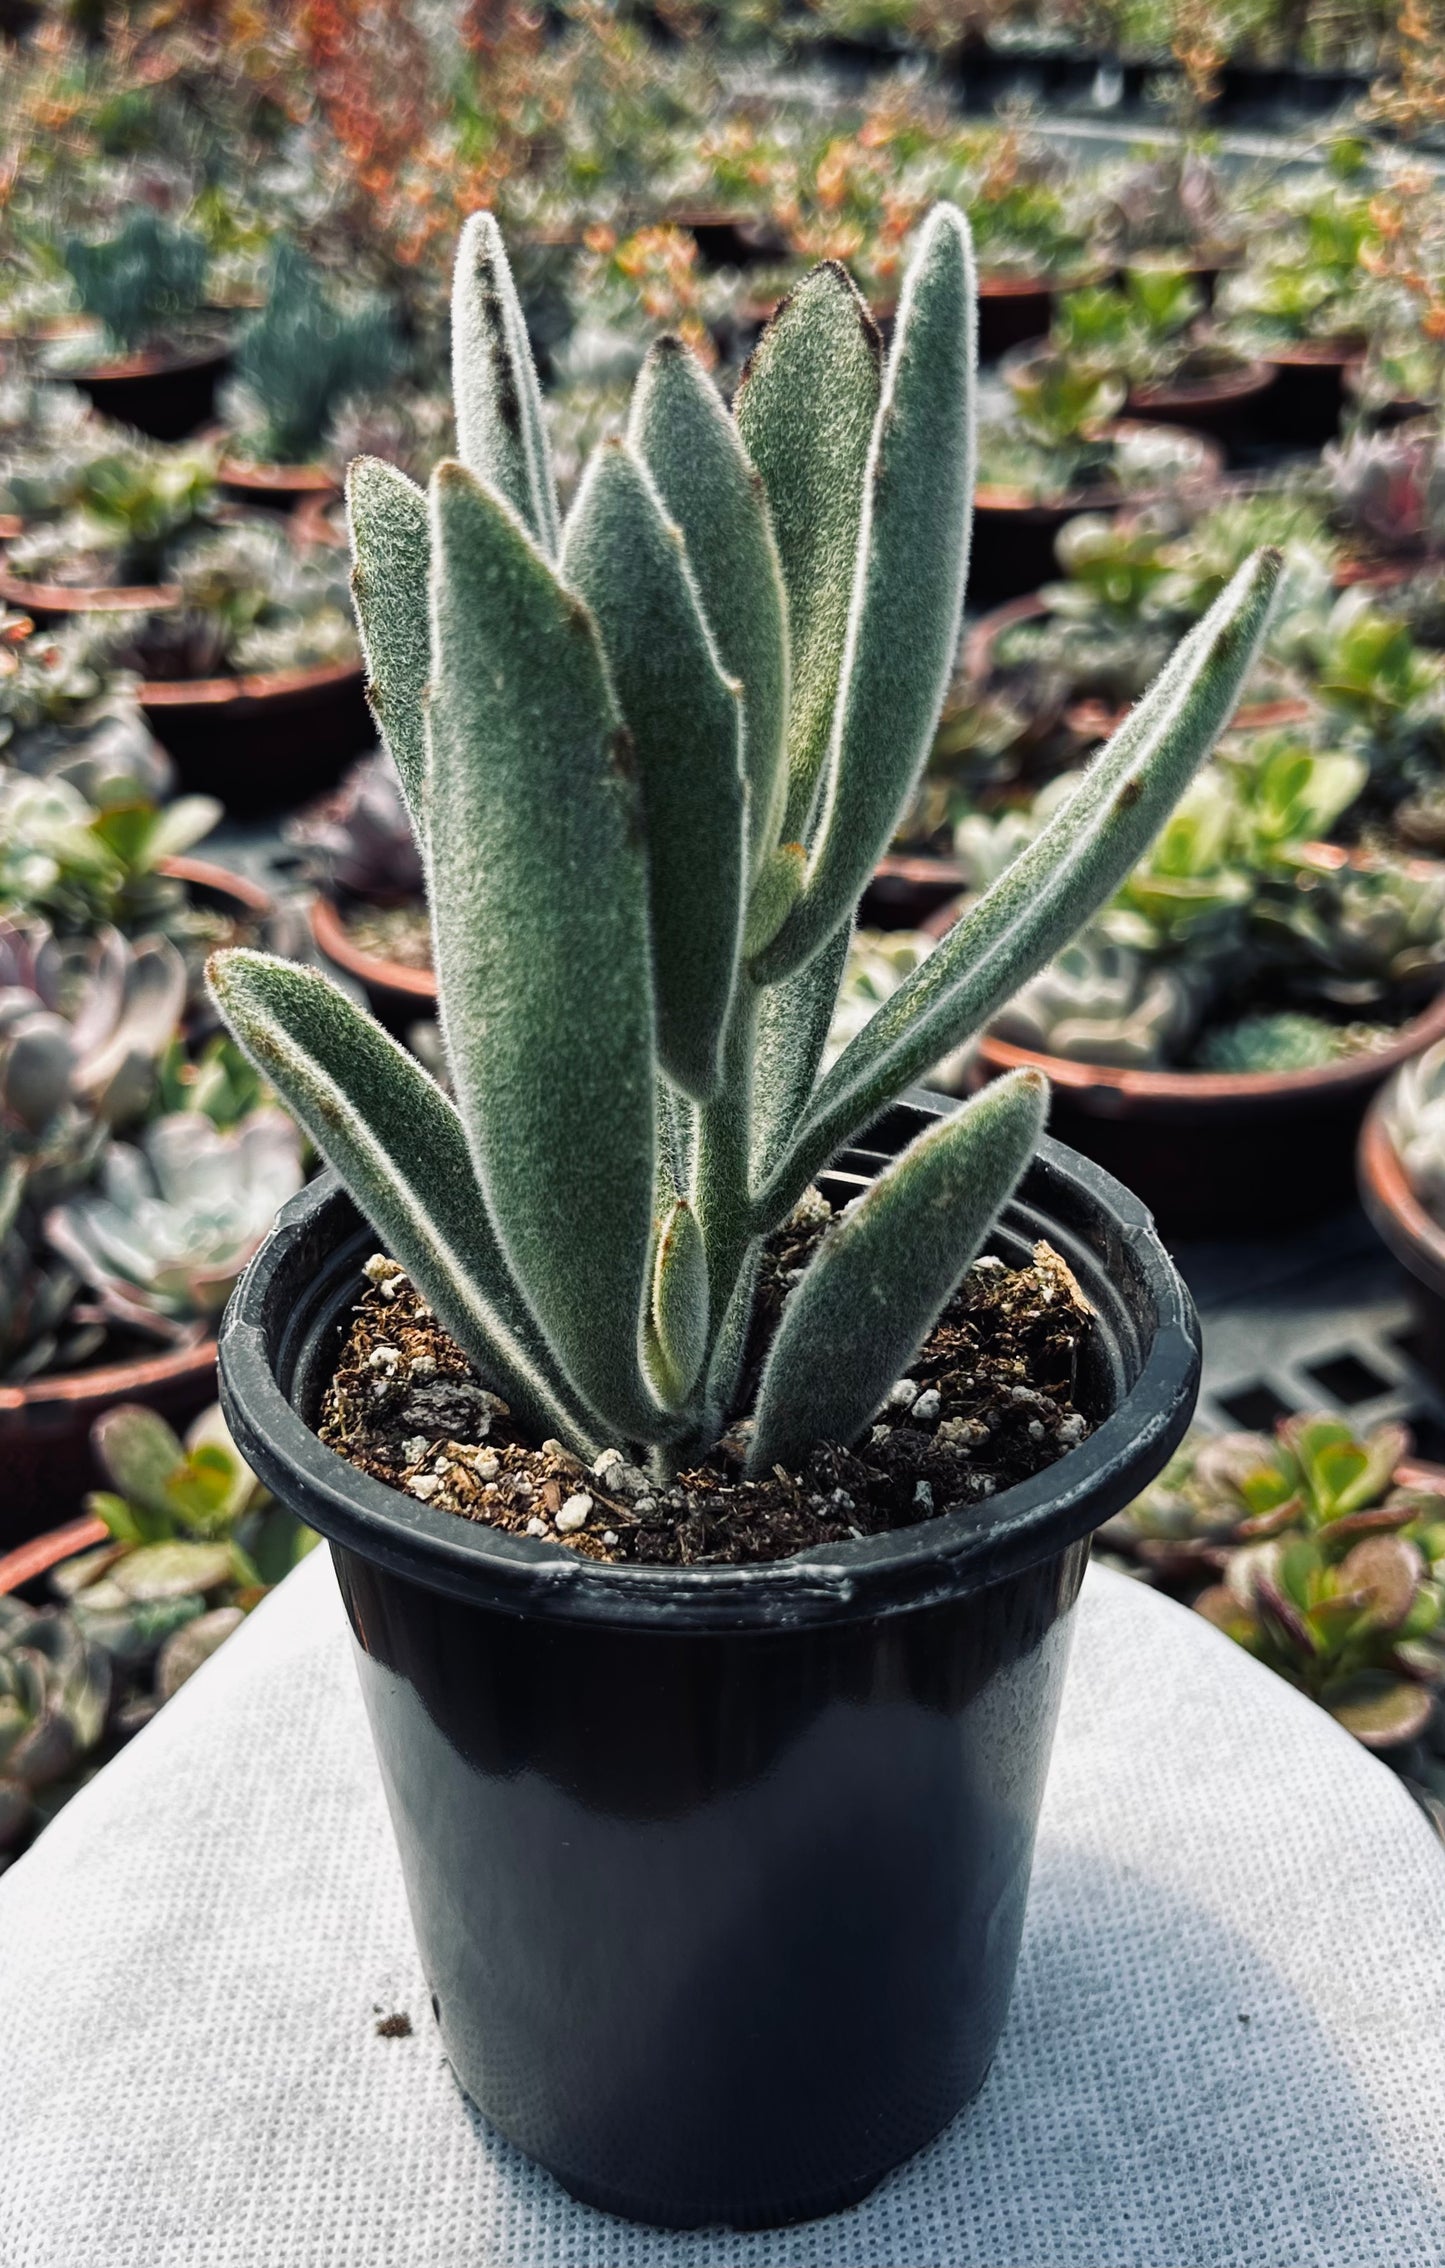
219,1100,1199,2230
68,347,232,443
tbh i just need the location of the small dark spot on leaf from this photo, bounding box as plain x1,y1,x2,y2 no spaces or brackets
610,724,638,782
1114,778,1143,812
375,2011,413,2038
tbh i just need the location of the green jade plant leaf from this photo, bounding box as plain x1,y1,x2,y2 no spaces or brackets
210,204,1283,1486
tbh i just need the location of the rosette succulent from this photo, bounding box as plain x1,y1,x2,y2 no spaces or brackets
226,240,400,467
211,207,1279,1483
44,1106,304,1343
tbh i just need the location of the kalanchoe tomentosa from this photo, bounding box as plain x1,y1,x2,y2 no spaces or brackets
210,207,1282,1484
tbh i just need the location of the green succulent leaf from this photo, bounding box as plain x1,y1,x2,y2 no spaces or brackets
749,920,851,1187
346,455,431,832
426,462,667,1442
748,1069,1047,1475
646,1197,710,1409
90,1405,186,1524
734,261,882,846
451,210,559,556
628,336,790,869
755,545,1284,1227
561,440,746,1099
756,203,977,980
208,950,602,1454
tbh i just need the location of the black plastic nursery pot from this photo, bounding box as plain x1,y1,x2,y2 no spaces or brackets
218,1099,1201,2231
66,345,232,443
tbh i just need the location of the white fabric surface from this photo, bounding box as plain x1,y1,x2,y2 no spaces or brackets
3,1551,1444,2268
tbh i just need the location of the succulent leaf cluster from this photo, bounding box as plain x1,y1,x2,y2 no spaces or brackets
955,729,1430,1071
1112,1414,1445,1752
61,209,210,355
213,206,1280,1483
0,1598,110,1865
44,1106,304,1343
229,241,401,466
1323,419,1445,559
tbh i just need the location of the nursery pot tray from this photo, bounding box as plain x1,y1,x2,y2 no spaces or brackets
308,892,437,1031
0,1332,216,1552
63,343,232,444
138,660,370,816
973,992,1445,1241
1359,1098,1445,1384
218,1102,1199,2230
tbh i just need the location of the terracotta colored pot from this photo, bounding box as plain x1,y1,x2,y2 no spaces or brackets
1257,338,1367,449
0,1332,217,1552
139,659,371,815
308,891,436,1031
1359,1096,1445,1384
1126,358,1275,460
63,343,232,443
962,988,1445,1241
0,561,181,624
160,852,273,929
968,421,1223,609
860,853,971,930
0,1515,109,1600
209,430,341,513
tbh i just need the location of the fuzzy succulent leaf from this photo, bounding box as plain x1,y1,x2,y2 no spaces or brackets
561,441,746,1098
748,1070,1047,1475
91,1405,186,1523
646,1197,710,1408
346,456,431,832
757,205,977,980
207,951,601,1453
426,462,667,1442
734,262,882,846
451,211,560,557
755,545,1285,1226
628,338,790,868
749,921,852,1186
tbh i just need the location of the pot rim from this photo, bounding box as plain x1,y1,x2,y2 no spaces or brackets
138,657,363,711
0,562,182,615
0,1326,214,1421
1126,356,1274,410
217,1115,1201,1632
974,418,1224,517
212,436,341,497
1262,336,1368,368
59,340,232,383
309,890,437,1001
1358,1092,1445,1302
159,851,275,921
975,986,1445,1107
0,1515,109,1599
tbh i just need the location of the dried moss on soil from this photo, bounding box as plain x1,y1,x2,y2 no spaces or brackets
319,1194,1097,1568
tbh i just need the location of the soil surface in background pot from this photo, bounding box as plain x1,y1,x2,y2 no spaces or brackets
320,1203,1095,1568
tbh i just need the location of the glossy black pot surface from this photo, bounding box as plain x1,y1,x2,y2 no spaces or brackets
219,1099,1200,2229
